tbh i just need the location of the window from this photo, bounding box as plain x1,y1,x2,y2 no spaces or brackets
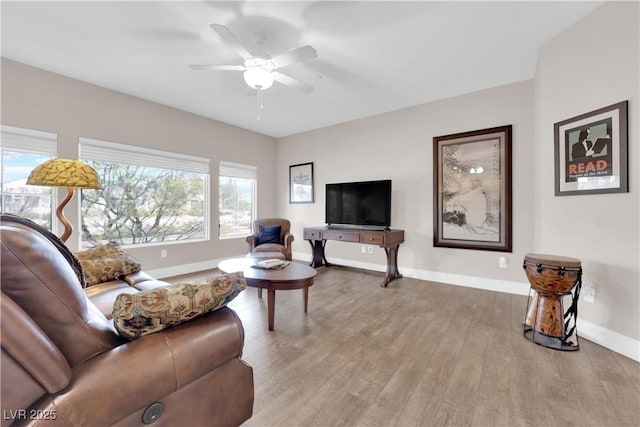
79,137,209,248
1,125,57,230
219,161,256,239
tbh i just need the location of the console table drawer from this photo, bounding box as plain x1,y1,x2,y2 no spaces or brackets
304,229,322,240
360,233,384,245
322,230,360,242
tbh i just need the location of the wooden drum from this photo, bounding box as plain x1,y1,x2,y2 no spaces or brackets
522,253,582,351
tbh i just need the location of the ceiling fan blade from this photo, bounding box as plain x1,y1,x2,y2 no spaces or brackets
189,64,246,71
210,23,257,60
272,71,314,94
271,45,317,69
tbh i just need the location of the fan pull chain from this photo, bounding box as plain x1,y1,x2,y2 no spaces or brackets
257,89,264,120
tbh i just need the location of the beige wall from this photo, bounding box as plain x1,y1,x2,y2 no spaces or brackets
278,1,639,359
1,59,277,273
278,80,536,289
535,1,639,344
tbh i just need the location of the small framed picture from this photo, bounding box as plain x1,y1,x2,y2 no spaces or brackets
554,101,628,196
433,125,512,252
289,162,314,203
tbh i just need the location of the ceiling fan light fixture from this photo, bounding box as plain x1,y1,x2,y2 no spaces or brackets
244,67,274,90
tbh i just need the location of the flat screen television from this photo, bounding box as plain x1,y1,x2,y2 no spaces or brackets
325,179,392,229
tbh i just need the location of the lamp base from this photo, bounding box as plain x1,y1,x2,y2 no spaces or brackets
57,186,75,242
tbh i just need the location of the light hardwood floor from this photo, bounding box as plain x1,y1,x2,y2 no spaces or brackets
167,264,640,427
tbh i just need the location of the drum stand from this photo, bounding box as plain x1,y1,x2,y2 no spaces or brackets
523,271,582,351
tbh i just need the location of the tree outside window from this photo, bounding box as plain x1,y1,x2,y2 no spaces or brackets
81,162,206,247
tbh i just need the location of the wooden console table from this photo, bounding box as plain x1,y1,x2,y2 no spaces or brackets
303,226,405,287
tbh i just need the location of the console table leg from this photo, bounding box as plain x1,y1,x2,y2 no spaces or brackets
322,240,330,266
382,245,403,287
308,239,330,268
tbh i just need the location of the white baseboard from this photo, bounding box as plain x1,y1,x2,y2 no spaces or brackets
293,252,528,296
577,318,640,362
147,257,226,279
402,266,530,296
292,252,640,362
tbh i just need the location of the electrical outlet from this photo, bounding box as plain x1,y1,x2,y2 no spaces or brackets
582,285,595,303
160,249,167,259
499,256,508,269
367,245,373,254
361,245,366,254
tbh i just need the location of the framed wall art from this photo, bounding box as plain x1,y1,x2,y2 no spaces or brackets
554,101,628,196
433,125,512,252
289,162,314,203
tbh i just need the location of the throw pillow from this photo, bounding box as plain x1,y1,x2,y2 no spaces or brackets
257,224,281,245
112,272,246,340
75,243,142,287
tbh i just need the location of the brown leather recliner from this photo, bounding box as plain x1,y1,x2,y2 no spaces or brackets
246,218,294,260
0,215,254,427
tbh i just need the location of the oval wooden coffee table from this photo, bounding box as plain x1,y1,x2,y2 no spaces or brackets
218,258,317,331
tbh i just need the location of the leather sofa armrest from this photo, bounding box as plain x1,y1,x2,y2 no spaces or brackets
42,307,245,426
1,294,71,394
121,271,171,292
121,271,160,286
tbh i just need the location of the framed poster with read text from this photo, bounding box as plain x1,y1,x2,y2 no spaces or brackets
554,101,628,196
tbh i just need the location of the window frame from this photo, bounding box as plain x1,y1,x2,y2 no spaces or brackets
1,125,58,233
218,160,257,240
79,137,210,248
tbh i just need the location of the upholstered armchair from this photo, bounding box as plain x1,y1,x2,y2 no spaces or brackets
246,218,294,261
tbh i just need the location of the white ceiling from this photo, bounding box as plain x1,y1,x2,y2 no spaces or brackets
1,1,603,138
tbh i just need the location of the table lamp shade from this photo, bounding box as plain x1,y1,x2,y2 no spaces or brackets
26,158,101,242
26,158,101,189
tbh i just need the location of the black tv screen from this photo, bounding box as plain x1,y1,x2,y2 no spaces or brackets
325,180,391,228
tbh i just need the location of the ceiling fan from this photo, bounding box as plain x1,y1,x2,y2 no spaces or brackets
189,24,317,94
